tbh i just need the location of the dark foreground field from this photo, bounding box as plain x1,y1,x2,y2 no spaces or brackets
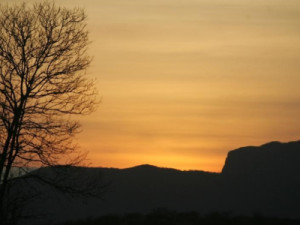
59,210,300,225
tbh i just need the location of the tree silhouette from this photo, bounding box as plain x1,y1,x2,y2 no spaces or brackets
0,2,97,224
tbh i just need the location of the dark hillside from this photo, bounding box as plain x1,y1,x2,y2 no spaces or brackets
13,140,300,225
220,141,300,218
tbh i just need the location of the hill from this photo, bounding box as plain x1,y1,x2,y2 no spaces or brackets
12,140,300,225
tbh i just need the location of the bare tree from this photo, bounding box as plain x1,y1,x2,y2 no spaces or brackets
0,2,97,223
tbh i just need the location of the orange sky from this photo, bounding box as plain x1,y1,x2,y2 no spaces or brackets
8,0,300,172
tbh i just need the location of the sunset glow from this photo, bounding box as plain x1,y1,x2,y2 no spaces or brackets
9,0,300,171
81,0,300,172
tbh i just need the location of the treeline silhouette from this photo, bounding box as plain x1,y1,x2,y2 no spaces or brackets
59,209,300,225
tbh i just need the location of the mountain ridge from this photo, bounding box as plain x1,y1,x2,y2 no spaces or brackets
12,140,300,225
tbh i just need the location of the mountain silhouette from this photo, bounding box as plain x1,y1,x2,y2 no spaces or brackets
13,140,300,225
222,141,300,177
220,141,300,218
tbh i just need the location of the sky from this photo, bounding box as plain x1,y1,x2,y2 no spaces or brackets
6,0,300,171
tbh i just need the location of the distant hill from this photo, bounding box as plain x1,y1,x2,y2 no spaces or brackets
13,140,300,225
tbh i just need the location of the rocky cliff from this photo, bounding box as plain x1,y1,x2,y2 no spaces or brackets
220,141,300,219
222,141,300,178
